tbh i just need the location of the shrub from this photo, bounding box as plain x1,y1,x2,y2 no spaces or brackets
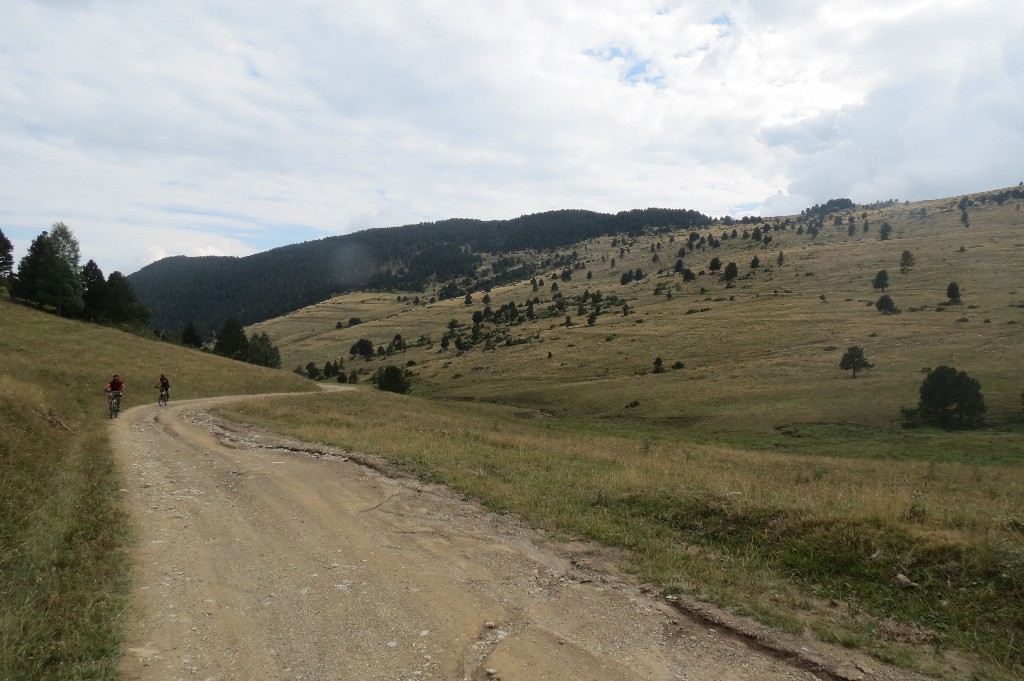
375,365,411,394
875,295,899,314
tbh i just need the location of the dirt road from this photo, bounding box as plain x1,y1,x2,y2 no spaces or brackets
112,394,923,681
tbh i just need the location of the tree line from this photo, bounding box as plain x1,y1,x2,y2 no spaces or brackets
125,207,714,335
1,224,283,370
2,223,149,327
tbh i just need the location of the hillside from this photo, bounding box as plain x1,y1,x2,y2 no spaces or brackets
252,186,1024,432
0,299,311,678
228,186,1024,679
126,208,713,335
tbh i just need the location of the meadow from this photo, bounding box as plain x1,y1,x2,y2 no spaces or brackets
0,299,310,680
2,187,1021,680
238,189,1024,679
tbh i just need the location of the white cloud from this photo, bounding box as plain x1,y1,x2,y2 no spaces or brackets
1,0,1022,273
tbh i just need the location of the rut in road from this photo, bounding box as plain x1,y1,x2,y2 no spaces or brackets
112,394,928,681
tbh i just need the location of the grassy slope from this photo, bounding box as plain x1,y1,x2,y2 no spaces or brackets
0,299,311,680
252,190,1024,432
236,189,1024,679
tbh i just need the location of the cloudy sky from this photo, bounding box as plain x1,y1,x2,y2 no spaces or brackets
2,1,1022,275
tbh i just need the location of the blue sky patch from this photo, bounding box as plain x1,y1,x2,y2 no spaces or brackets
586,46,665,86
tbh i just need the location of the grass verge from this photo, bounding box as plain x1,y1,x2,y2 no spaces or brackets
219,389,1024,680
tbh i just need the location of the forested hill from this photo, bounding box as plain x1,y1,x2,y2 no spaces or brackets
128,207,712,335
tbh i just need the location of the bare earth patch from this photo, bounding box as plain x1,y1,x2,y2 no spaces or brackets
111,395,931,681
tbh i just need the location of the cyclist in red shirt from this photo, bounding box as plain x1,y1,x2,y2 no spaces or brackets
106,374,125,393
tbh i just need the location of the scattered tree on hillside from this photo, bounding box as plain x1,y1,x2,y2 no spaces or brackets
879,222,893,240
750,255,760,269
709,257,722,273
839,346,874,378
872,269,890,292
876,295,898,314
214,317,249,360
723,262,739,285
375,365,411,394
350,338,375,359
903,365,985,429
899,250,915,274
247,332,282,368
305,362,321,380
946,281,961,303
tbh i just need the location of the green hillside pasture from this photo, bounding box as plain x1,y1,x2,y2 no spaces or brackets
0,299,311,680
254,191,1024,438
220,389,1024,679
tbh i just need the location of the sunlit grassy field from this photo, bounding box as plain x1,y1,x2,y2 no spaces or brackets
251,190,1024,431
239,188,1024,679
0,299,311,680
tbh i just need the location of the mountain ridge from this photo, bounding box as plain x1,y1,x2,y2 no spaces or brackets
127,207,714,334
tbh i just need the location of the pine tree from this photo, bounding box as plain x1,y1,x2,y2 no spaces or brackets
0,227,13,281
839,346,873,378
214,317,249,360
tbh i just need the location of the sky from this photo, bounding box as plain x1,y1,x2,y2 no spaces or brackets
2,1,1022,276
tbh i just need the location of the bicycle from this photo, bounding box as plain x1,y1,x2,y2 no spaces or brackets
158,386,169,406
107,390,122,419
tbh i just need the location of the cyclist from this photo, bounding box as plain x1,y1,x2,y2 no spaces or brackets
155,374,170,405
105,374,125,418
106,374,125,394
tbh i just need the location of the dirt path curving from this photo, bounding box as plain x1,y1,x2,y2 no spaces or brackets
111,394,928,681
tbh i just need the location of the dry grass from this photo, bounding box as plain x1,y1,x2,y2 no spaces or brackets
252,190,1024,432
235,188,1024,679
220,388,1024,679
0,299,311,680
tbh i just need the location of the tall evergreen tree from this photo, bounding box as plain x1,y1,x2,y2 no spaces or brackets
13,231,50,302
0,227,13,281
105,272,150,325
899,250,915,274
81,259,109,321
14,224,85,316
214,317,249,360
247,332,282,368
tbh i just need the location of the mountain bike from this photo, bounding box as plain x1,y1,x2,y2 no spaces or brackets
158,386,169,406
108,390,122,419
